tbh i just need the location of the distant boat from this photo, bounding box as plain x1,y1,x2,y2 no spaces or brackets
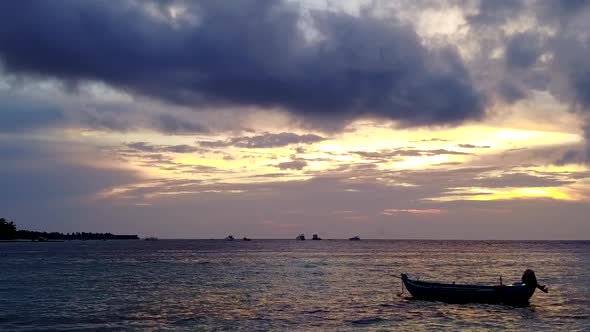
312,234,321,240
224,235,235,241
295,234,305,240
349,236,360,241
144,236,158,241
401,269,548,305
30,237,64,243
242,237,251,241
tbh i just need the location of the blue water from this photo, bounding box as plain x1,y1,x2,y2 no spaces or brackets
1,240,589,331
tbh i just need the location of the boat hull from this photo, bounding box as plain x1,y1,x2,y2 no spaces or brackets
401,274,535,305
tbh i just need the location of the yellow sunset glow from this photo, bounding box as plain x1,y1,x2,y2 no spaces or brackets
79,117,589,204
68,116,584,185
434,187,575,202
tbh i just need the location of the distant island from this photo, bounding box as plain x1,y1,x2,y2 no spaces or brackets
0,218,139,241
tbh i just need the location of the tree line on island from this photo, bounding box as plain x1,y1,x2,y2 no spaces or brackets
0,218,139,240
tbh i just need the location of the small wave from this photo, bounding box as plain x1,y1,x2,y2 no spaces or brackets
250,317,272,322
173,316,206,325
350,317,386,325
304,309,327,314
554,314,589,320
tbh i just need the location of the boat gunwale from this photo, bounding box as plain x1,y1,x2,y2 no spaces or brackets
402,275,530,290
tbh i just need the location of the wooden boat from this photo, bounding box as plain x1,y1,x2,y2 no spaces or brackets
401,270,547,305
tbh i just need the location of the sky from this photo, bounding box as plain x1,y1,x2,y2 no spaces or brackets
1,0,590,239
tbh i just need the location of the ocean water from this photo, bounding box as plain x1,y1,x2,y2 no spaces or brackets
0,240,589,331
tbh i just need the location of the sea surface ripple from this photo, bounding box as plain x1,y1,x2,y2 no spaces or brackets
1,240,589,331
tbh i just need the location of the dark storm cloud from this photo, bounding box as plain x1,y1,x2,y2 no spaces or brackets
536,0,590,22
0,0,485,128
465,0,525,25
199,132,325,149
505,32,542,69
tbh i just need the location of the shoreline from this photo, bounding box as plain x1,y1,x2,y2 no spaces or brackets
0,239,136,242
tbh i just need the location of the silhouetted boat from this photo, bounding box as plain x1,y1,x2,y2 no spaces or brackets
144,236,158,241
401,269,548,305
349,236,360,241
312,234,321,240
296,234,305,240
242,237,251,241
224,235,235,241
